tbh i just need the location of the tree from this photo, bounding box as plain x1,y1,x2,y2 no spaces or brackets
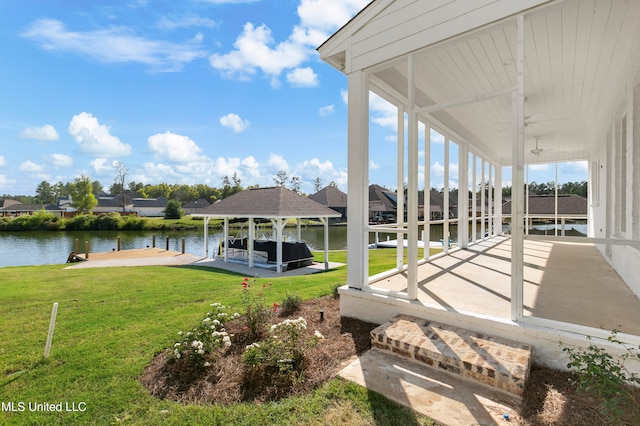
113,161,129,212
314,177,322,193
290,176,302,194
92,180,104,196
164,199,184,219
273,170,288,187
69,175,97,214
35,181,55,204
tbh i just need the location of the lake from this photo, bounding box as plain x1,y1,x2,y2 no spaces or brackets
0,223,461,268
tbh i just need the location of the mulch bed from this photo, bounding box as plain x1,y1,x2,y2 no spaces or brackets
139,296,640,425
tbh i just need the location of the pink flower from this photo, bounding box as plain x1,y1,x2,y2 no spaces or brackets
243,326,248,331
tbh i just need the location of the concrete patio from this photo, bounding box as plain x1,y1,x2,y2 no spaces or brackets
370,236,640,336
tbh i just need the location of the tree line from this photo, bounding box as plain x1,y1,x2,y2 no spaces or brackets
2,163,334,212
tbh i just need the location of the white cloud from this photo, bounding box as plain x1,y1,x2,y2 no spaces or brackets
341,88,348,104
69,112,132,157
148,131,204,163
267,153,289,171
370,92,397,129
241,156,261,179
49,153,73,168
0,174,17,190
219,113,250,133
22,18,206,72
299,158,334,173
286,67,318,87
90,158,110,174
528,164,549,171
209,22,309,84
430,130,445,144
156,14,217,30
209,0,368,86
0,156,5,167
19,124,59,141
370,160,380,170
19,160,44,172
319,104,334,116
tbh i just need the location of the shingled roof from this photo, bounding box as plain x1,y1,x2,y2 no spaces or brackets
196,187,341,219
309,186,347,208
502,194,587,215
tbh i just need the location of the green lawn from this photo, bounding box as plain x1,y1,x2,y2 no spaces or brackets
0,250,435,425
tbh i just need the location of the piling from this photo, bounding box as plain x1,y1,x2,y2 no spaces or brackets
85,241,89,259
117,236,121,251
152,234,156,248
181,239,185,254
165,236,169,251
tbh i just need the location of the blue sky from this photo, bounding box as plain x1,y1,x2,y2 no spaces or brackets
0,0,586,197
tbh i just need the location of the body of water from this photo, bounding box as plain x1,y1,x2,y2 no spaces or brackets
0,222,495,268
0,227,349,268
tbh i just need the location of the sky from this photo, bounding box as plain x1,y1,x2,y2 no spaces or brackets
0,0,587,198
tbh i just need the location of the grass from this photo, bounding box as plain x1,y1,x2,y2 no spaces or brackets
0,250,435,425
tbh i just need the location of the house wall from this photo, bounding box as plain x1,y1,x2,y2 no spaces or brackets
592,35,640,298
345,0,551,72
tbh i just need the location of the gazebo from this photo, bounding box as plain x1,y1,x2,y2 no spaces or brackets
193,187,342,273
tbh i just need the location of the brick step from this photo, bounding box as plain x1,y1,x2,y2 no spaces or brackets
370,315,533,398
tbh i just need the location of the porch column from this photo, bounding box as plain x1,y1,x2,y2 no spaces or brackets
407,54,419,300
480,160,486,239
248,217,254,268
423,121,431,260
296,218,302,242
511,14,526,321
397,105,405,271
472,154,477,243
443,137,450,254
494,166,503,235
203,216,210,258
346,70,369,290
459,143,469,248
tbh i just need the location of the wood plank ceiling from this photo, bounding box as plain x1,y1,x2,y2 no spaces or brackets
371,0,640,165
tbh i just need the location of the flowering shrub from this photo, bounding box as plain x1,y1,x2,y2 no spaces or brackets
171,302,240,368
243,316,323,375
240,277,277,341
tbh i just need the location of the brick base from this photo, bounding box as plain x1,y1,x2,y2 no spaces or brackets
370,315,533,398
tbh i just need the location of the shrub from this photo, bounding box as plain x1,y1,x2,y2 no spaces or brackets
242,317,321,375
120,215,146,230
240,277,277,342
164,199,184,219
279,292,302,316
65,214,97,231
94,212,124,230
562,330,640,420
171,302,240,369
330,282,341,299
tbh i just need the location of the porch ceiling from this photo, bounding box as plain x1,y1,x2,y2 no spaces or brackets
369,0,640,165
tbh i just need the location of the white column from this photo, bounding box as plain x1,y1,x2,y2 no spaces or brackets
272,218,286,273
204,216,210,258
296,218,302,241
494,166,503,235
321,217,329,270
481,160,486,239
423,122,431,260
223,217,229,262
397,105,405,271
248,217,254,268
511,14,526,322
443,137,450,254
488,165,493,236
459,143,469,248
346,70,369,290
472,155,477,243
407,54,419,300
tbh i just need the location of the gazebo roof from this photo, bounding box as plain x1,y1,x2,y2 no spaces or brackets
195,186,341,219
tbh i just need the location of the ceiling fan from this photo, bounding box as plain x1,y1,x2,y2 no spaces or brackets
530,136,544,155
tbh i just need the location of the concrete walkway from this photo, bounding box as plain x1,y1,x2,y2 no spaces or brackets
339,349,522,425
64,248,344,278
